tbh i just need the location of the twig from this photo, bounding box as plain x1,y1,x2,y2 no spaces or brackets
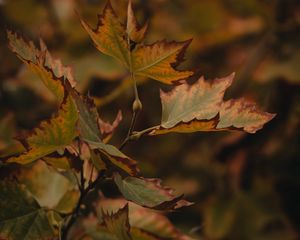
61,172,104,240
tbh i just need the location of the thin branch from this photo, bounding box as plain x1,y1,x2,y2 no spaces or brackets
61,172,105,240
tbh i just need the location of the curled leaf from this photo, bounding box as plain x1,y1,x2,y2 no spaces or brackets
114,173,193,210
151,73,275,135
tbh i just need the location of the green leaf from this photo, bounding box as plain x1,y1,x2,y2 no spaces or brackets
103,204,132,240
114,173,192,210
7,94,78,165
0,181,56,240
151,73,275,135
71,89,139,176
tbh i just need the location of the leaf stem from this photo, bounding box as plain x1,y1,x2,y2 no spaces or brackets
119,125,159,150
122,35,142,149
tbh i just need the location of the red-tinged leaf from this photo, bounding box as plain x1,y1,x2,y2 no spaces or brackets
98,110,122,143
114,173,193,210
7,30,74,105
97,198,193,239
132,40,193,84
7,94,78,165
103,204,132,240
39,39,76,88
127,0,148,43
79,1,130,68
151,73,275,135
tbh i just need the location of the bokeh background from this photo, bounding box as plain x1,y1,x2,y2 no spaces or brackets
1,0,300,239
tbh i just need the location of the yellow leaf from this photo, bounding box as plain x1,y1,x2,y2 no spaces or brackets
80,2,193,85
79,1,130,68
7,30,74,105
132,40,193,84
7,95,78,164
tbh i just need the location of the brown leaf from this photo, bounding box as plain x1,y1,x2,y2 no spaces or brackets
103,204,132,240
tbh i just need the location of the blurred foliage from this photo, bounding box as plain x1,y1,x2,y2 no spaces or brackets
0,0,300,239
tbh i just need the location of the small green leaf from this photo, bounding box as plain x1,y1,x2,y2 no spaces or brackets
114,173,192,210
0,181,56,240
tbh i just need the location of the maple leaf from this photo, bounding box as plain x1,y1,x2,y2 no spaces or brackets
7,94,78,165
80,1,193,84
79,1,130,68
126,0,148,43
0,181,57,240
7,30,75,105
114,172,193,210
103,204,132,240
151,73,275,135
131,40,193,84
